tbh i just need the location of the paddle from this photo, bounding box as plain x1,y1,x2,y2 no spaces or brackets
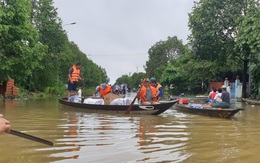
125,69,153,114
9,129,53,146
125,93,139,114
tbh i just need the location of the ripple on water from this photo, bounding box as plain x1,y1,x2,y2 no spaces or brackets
31,112,192,163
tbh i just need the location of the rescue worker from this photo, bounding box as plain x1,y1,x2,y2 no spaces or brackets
67,62,83,101
93,83,112,98
150,77,163,101
139,78,160,105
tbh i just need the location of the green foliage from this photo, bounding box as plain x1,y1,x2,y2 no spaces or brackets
116,75,131,85
235,3,260,62
114,72,146,90
251,64,260,96
188,0,246,64
238,3,260,97
0,0,109,96
130,72,146,89
145,36,186,80
161,49,219,95
0,0,47,84
188,0,258,97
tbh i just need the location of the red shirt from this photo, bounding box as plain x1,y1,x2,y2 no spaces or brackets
209,92,217,99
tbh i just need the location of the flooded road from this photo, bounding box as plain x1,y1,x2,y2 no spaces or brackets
0,97,259,163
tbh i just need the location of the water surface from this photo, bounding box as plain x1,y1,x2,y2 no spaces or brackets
0,97,259,163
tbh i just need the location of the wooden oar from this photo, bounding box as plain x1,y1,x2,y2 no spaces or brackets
125,94,139,114
9,130,53,146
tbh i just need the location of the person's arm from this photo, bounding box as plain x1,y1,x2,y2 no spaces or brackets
157,88,163,101
155,90,160,98
68,68,74,83
79,73,84,81
0,114,10,133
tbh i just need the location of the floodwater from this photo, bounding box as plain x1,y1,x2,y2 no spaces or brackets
0,97,260,163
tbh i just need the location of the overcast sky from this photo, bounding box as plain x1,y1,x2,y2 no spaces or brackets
53,0,194,84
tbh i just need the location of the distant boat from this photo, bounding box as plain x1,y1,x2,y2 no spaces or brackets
173,104,243,119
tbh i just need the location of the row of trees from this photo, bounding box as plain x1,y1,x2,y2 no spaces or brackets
1,0,258,98
116,0,259,98
0,0,109,95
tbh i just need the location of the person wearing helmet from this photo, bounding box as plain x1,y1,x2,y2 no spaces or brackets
93,83,112,98
139,78,160,105
150,77,163,101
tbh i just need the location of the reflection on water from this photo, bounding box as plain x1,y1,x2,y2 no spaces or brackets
1,98,260,162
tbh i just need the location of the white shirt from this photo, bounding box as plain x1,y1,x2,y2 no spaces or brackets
214,92,222,102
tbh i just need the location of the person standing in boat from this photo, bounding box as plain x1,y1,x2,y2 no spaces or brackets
67,62,83,101
139,78,160,105
93,83,112,98
0,114,10,133
150,77,163,101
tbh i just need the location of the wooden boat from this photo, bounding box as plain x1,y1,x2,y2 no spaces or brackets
59,98,178,115
241,98,260,105
173,104,243,119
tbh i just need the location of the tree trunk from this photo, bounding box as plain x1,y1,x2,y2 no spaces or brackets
242,59,248,98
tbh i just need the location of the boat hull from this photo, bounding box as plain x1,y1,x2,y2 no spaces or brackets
59,98,177,115
174,104,243,119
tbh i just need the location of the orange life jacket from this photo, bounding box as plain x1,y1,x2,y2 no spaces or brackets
99,84,112,98
69,65,80,82
140,85,157,102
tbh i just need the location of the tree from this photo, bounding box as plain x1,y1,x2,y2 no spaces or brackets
0,0,47,85
145,36,186,80
161,48,219,95
235,3,260,97
116,75,131,85
30,0,70,91
188,0,257,97
129,72,146,89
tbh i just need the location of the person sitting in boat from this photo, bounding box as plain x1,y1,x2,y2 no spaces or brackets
211,85,230,107
139,78,160,105
150,77,163,101
207,87,217,103
93,83,112,98
213,88,222,102
220,85,230,105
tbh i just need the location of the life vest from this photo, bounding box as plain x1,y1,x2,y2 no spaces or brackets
139,85,157,102
99,84,112,98
69,65,80,82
